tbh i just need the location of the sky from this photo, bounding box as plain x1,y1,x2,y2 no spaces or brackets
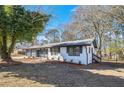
25,5,77,32
25,5,77,42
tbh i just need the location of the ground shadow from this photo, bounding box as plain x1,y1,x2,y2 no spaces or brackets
0,61,124,87
101,61,124,68
85,61,124,70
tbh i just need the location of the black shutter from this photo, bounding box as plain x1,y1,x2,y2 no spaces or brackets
67,47,69,53
80,46,82,53
59,47,60,53
89,47,90,53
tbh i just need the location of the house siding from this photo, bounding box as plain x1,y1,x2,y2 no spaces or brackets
25,43,96,65
45,46,94,65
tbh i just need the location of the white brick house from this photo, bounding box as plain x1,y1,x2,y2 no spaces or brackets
24,38,99,65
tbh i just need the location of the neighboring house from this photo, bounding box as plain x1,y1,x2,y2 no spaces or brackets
23,38,100,65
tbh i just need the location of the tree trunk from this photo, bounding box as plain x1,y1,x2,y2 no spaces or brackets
0,30,12,62
109,31,112,59
97,34,102,60
31,36,35,46
8,35,16,58
0,50,12,62
99,37,102,61
109,52,112,59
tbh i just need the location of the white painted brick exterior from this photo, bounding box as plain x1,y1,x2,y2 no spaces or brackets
26,44,96,65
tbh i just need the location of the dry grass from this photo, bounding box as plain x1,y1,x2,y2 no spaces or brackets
0,56,124,87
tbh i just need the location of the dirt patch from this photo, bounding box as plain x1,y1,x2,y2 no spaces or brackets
0,56,124,87
0,60,22,67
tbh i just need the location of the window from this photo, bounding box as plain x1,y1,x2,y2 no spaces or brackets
67,46,81,56
51,47,60,55
44,48,48,54
30,49,32,56
40,48,48,57
68,47,73,56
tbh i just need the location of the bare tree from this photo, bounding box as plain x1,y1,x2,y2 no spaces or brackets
45,29,60,43
72,5,113,58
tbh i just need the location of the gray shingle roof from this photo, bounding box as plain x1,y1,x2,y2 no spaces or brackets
24,38,97,50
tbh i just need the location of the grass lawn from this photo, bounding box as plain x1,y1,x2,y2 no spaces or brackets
0,56,124,87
